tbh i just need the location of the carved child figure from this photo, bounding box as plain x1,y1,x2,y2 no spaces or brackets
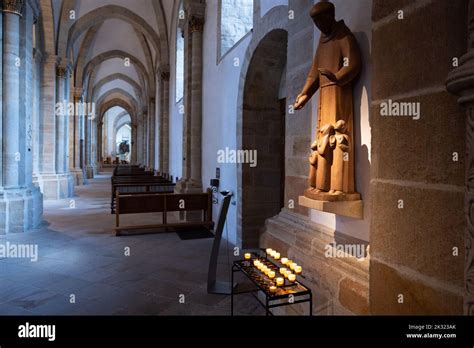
330,120,350,195
309,123,334,192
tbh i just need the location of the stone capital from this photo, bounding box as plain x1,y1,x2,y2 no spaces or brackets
188,16,205,34
56,65,70,79
73,87,84,100
161,71,171,81
2,0,24,16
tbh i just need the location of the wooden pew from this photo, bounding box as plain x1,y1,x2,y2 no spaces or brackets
115,189,214,236
110,176,175,213
113,165,154,176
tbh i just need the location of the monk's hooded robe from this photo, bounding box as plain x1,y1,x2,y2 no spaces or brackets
303,20,361,193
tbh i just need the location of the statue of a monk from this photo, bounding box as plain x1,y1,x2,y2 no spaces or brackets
294,0,361,202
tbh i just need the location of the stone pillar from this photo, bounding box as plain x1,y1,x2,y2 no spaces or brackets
84,111,94,179
55,65,68,174
189,15,204,185
160,69,170,173
35,54,74,199
142,112,148,167
2,6,22,188
136,117,143,165
69,87,84,185
176,0,205,195
131,123,138,164
85,107,94,179
148,98,156,170
92,119,100,174
446,0,474,315
1,0,43,233
32,49,41,178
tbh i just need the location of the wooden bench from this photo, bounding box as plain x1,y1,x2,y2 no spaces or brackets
110,176,175,213
115,189,214,236
113,166,154,176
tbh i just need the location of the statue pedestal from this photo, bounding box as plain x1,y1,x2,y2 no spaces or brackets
298,195,363,219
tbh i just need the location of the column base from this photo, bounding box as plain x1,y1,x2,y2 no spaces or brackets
174,178,203,193
71,168,84,186
94,163,102,175
0,186,43,234
86,166,94,179
35,173,75,200
175,178,204,221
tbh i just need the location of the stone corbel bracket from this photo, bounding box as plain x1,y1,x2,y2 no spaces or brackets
298,196,364,219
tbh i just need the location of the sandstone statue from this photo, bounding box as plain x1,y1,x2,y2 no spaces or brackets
294,0,361,201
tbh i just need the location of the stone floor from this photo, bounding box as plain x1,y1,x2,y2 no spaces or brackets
0,173,264,316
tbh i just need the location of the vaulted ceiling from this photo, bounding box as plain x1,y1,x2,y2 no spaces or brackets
50,0,177,124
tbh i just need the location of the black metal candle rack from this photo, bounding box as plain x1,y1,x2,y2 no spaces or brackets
231,250,312,316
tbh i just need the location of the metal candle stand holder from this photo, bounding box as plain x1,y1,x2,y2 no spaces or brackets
231,249,312,316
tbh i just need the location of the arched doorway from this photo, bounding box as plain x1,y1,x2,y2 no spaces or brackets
239,29,288,248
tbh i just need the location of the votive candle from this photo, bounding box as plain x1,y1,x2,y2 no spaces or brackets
276,277,284,286
274,252,281,260
281,258,288,265
269,285,277,293
244,253,251,260
295,266,302,274
268,271,276,279
279,267,287,275
288,274,296,282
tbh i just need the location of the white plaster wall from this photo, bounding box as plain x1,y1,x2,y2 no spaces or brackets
308,0,372,242
260,0,288,17
202,1,252,246
168,0,252,245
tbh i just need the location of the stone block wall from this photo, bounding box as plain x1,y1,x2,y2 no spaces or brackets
369,0,467,315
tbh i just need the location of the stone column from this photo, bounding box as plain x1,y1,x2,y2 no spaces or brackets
446,0,474,315
85,106,94,179
92,119,100,174
136,117,143,165
55,65,69,174
32,49,41,178
54,63,74,196
148,97,156,170
2,5,22,188
131,123,138,164
176,0,205,195
189,15,204,185
35,55,74,200
69,87,84,185
1,0,43,233
160,69,170,173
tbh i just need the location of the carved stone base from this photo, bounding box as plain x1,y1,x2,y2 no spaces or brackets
304,188,361,202
299,195,363,219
